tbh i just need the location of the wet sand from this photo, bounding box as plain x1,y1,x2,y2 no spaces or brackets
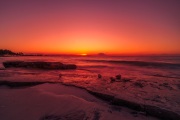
0,83,158,120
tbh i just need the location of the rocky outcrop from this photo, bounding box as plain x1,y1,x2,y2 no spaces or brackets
0,81,46,88
61,82,180,120
111,97,180,120
88,89,180,120
115,74,121,80
98,74,102,78
3,61,77,70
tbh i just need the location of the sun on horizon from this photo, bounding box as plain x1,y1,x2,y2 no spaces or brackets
80,53,87,56
0,0,180,55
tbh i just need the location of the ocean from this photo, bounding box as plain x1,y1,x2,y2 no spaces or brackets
0,56,180,82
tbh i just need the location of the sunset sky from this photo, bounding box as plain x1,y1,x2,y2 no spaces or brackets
0,0,180,55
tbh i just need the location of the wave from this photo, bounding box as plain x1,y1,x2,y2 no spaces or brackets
83,60,180,68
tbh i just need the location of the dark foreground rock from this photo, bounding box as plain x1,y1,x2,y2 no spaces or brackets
61,83,180,120
3,61,77,70
111,97,180,120
0,81,47,88
90,91,180,120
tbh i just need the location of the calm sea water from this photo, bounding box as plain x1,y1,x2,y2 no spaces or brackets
0,56,180,82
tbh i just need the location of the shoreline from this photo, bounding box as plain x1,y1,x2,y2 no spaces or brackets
0,81,158,120
0,81,179,120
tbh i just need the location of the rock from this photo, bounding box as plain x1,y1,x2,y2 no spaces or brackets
116,74,121,80
111,97,180,120
98,74,102,78
110,77,116,83
0,81,45,88
59,74,62,79
144,105,180,120
134,81,144,88
159,83,173,90
87,90,114,101
3,61,77,70
122,78,131,82
3,61,24,68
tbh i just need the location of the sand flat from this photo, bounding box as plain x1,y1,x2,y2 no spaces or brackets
0,83,158,120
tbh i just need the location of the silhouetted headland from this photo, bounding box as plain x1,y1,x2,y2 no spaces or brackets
0,49,23,56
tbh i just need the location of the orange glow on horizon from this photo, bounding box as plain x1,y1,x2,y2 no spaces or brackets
80,53,87,56
0,1,179,55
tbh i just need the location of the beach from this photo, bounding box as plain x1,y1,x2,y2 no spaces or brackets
0,56,180,120
0,83,160,120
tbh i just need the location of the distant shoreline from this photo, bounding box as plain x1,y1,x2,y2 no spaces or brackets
1,49,180,57
1,54,180,57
